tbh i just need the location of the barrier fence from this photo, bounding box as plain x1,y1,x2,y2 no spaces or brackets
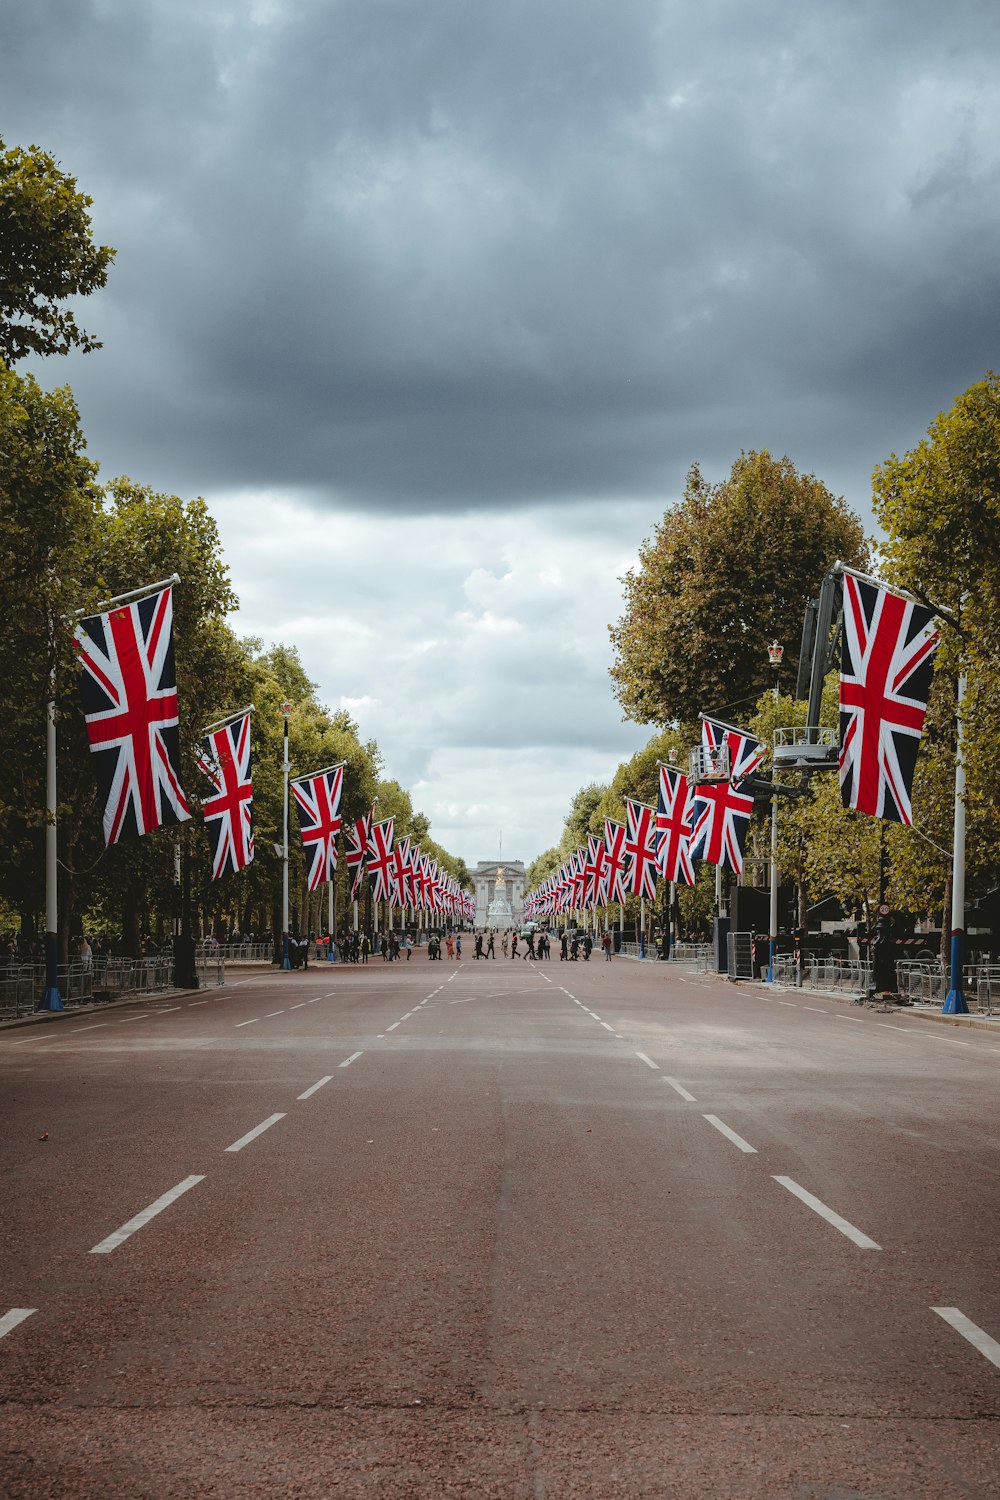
0,951,226,1020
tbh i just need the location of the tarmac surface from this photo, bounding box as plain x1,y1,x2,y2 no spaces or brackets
2,953,999,1497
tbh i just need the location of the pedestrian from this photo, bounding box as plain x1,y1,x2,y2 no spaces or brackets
487,932,496,959
583,934,592,962
560,932,568,961
475,933,483,960
502,932,509,957
455,935,462,959
522,932,536,961
602,931,612,962
380,935,389,962
510,933,518,959
361,932,371,964
301,933,311,969
446,934,455,960
570,935,579,961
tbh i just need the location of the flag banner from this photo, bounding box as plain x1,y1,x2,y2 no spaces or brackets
291,763,344,891
688,780,755,874
586,833,609,908
702,716,767,784
391,835,413,908
603,819,629,904
346,803,375,898
74,584,192,845
624,799,659,899
366,817,396,903
839,574,940,824
198,712,253,879
655,765,695,886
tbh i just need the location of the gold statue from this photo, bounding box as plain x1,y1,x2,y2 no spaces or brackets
494,864,506,887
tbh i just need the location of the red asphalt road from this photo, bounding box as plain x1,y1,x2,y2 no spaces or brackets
2,955,1000,1498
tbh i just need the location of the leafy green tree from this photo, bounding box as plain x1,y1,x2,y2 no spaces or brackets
610,452,870,726
0,138,114,364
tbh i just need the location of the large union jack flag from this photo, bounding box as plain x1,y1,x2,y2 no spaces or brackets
624,799,659,899
198,712,254,879
74,585,192,845
345,802,375,898
655,765,695,886
839,574,939,824
291,763,344,891
688,780,755,874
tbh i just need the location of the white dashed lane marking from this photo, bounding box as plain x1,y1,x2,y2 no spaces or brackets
0,1308,36,1340
225,1113,286,1153
90,1175,205,1255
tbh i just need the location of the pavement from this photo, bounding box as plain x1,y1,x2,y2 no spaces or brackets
2,955,1000,1498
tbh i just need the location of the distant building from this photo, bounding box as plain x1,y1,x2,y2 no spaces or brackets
473,860,525,928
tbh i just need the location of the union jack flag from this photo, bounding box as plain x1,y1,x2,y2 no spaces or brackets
603,819,629,904
291,763,344,891
74,585,191,845
345,803,375,898
655,765,695,885
198,712,253,879
688,780,755,874
702,716,767,784
391,835,413,908
586,833,608,908
624,799,659,899
366,817,395,903
839,574,939,824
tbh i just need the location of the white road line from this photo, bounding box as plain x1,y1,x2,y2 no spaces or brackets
289,1002,307,1010
235,1018,259,1028
635,1052,659,1070
663,1076,696,1102
154,1006,182,1014
877,1023,914,1031
90,1175,205,1254
773,1176,881,1250
340,1051,363,1067
401,1012,413,1019
777,1001,798,1007
802,1007,829,1013
224,1113,286,1153
833,1015,865,1023
703,1114,757,1154
265,1010,285,1018
599,1021,615,1031
0,1308,37,1340
298,1075,334,1100
117,1015,149,1023
386,1022,400,1031
932,1307,1000,1371
70,1023,107,1033
188,1001,208,1007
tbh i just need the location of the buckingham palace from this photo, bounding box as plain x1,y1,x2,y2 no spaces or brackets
472,860,525,928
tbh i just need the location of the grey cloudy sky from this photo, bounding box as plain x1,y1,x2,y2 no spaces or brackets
5,0,999,866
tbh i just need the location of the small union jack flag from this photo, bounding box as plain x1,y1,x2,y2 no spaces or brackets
74,585,191,845
603,819,629,904
688,780,755,874
655,765,695,886
345,803,375,898
839,574,939,824
198,712,254,880
291,763,344,891
624,799,659,899
366,817,396,903
702,716,767,784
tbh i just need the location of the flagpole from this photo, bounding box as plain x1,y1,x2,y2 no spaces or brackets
280,701,291,970
41,686,62,1011
767,641,784,984
943,669,968,1014
327,878,336,962
75,572,181,618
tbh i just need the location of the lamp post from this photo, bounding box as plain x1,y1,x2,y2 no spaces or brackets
943,670,969,1013
767,640,784,984
280,701,292,971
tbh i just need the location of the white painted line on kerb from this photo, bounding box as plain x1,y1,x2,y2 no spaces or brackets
90,1175,205,1254
386,1022,400,1031
235,1018,259,1028
340,1051,363,1068
298,1075,334,1100
225,1113,286,1153
703,1114,757,1154
0,1308,36,1340
664,1076,696,1102
932,1307,1000,1371
635,1052,659,1070
773,1176,881,1250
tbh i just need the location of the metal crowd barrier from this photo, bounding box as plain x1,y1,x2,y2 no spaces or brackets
669,942,713,972
770,955,873,994
895,960,1000,1015
0,950,226,1019
195,942,272,963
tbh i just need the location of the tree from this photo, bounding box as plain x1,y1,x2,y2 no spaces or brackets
609,452,870,726
0,138,114,365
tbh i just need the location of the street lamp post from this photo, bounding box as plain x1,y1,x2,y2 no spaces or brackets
280,701,292,970
767,641,783,984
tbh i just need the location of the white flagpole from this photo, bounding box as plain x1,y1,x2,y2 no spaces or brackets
280,702,291,970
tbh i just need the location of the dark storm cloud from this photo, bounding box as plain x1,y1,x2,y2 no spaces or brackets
4,0,1000,512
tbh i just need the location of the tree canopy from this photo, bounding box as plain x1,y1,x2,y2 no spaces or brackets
609,452,870,728
0,138,115,365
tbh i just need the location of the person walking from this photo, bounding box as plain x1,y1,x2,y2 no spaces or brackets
487,931,496,959
474,933,483,960
510,933,518,959
560,932,568,962
602,931,612,962
455,935,462,959
522,931,536,961
446,934,455,960
361,932,371,964
502,931,509,958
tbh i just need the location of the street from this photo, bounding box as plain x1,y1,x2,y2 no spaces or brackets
2,955,999,1498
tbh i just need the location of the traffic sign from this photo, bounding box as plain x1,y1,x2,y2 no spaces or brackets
877,903,891,916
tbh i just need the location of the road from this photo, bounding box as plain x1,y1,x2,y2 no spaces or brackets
2,953,999,1498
